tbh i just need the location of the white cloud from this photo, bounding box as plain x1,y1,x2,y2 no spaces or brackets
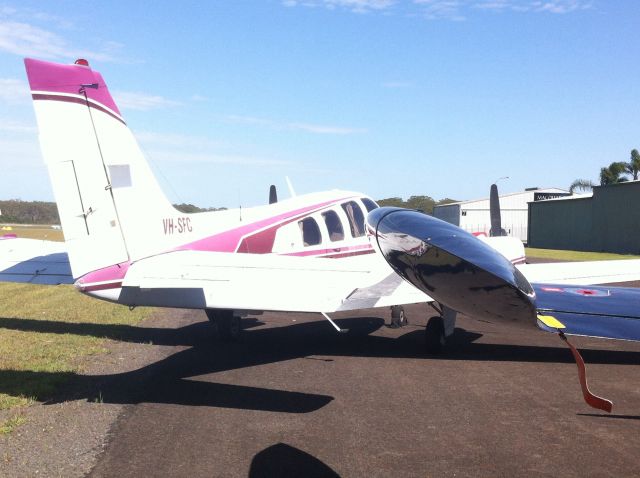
0,138,41,166
530,0,590,14
190,94,210,102
382,81,413,88
283,0,396,13
147,150,292,166
0,7,124,61
414,0,466,20
228,115,366,135
283,0,591,18
0,118,36,134
112,91,182,111
132,130,290,167
134,130,223,149
415,0,591,19
0,78,30,104
0,20,116,61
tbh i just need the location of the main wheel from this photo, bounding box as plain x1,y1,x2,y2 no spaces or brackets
424,316,445,354
390,305,408,328
206,309,243,342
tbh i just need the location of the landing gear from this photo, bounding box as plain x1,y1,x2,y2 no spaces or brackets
424,304,457,354
425,316,446,354
390,305,408,328
206,309,243,342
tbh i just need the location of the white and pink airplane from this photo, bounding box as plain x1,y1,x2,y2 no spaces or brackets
2,58,640,411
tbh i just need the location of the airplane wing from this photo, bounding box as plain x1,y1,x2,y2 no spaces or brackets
517,259,640,285
367,207,640,342
534,284,640,341
0,237,73,285
116,250,431,313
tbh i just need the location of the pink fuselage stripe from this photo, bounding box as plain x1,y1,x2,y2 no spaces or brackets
80,282,123,293
77,262,130,288
179,197,353,254
284,244,373,257
76,198,369,289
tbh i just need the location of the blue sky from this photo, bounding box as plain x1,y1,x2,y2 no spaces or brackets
0,1,638,208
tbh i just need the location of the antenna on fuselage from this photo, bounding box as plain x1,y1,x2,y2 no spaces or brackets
285,176,297,198
269,185,278,204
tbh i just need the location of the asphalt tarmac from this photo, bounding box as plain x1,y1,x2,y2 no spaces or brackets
86,301,640,478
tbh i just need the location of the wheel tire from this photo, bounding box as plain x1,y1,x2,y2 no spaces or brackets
206,309,242,342
390,305,407,328
424,316,445,354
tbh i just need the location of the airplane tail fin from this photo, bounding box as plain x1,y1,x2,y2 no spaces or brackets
24,58,184,279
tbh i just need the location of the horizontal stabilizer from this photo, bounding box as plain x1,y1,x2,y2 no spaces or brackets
0,238,73,285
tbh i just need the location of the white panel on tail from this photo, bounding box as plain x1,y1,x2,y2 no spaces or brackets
34,97,129,278
87,102,184,259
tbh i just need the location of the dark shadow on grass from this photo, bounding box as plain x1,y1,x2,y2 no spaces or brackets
0,316,197,346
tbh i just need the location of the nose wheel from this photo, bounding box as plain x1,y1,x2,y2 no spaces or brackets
206,309,243,342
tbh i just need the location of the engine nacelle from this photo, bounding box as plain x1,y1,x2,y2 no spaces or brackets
367,208,536,324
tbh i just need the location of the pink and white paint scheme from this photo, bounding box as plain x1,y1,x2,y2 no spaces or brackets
4,58,638,318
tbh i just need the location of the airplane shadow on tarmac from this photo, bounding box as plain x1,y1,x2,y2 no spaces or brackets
1,314,640,414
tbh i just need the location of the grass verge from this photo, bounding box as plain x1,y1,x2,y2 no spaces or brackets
525,248,640,262
0,283,153,430
0,225,64,242
0,414,26,435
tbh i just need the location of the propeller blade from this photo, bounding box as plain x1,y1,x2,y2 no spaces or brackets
489,183,505,236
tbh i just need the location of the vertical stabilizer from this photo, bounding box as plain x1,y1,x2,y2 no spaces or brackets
24,58,185,279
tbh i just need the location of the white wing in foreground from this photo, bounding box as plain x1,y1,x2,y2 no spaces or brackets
118,250,431,313
517,259,640,285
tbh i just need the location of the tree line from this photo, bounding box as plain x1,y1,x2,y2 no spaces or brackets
0,201,226,225
1,196,456,225
570,149,640,193
376,195,458,214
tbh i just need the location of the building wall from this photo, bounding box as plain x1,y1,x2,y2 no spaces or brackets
433,188,567,242
528,182,640,254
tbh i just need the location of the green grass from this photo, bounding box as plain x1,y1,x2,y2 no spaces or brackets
0,414,26,435
0,225,64,242
0,283,153,423
526,247,640,262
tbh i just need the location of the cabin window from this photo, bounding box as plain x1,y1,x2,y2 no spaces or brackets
298,217,322,246
322,210,344,242
361,198,379,212
341,201,365,237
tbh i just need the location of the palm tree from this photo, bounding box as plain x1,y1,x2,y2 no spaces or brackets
600,161,628,186
625,149,640,180
569,179,594,194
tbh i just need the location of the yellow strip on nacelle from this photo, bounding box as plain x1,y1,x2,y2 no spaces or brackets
537,314,566,329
